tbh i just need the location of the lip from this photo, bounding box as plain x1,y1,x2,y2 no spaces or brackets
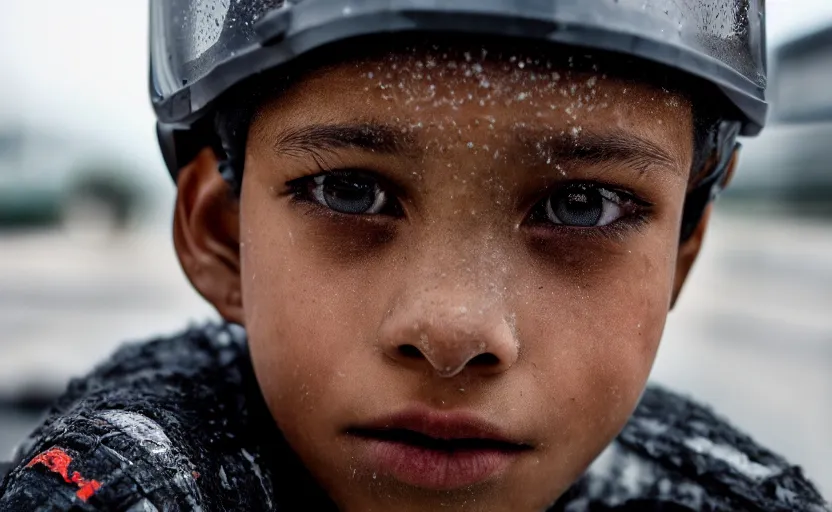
348,408,530,490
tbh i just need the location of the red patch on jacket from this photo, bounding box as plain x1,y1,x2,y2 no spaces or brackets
26,447,102,502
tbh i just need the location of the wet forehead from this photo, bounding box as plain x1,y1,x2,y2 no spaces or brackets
255,44,694,171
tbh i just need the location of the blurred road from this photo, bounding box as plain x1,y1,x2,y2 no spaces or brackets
0,209,829,498
655,207,832,498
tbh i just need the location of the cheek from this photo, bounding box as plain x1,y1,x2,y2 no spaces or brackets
238,190,389,431
518,233,676,443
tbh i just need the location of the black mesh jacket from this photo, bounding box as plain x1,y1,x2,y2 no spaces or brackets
0,323,828,511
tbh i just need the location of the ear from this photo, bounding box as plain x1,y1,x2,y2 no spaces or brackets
671,204,710,309
671,149,739,309
173,148,244,324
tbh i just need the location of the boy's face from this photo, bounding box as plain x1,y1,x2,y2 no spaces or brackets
179,44,699,511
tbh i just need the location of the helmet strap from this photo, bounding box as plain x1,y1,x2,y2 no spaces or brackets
679,121,741,241
214,107,254,196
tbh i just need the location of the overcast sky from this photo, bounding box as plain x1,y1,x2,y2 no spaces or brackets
1,0,830,183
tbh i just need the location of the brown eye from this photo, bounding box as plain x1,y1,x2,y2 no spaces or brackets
544,184,628,227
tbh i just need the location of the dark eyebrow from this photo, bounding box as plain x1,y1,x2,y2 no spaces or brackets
272,122,418,160
517,128,682,176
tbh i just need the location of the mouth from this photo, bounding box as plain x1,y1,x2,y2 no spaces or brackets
347,410,531,490
350,427,527,452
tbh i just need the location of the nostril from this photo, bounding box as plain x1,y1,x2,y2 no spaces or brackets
468,353,500,367
398,344,423,359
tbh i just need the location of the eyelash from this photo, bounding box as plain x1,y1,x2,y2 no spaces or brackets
539,208,651,242
286,169,651,236
526,183,652,239
287,169,405,217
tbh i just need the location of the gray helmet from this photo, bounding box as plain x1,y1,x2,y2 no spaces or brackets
150,0,767,189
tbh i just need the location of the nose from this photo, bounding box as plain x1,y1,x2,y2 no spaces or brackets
377,291,519,379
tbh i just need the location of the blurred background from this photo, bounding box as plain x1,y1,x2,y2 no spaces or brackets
0,0,830,499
